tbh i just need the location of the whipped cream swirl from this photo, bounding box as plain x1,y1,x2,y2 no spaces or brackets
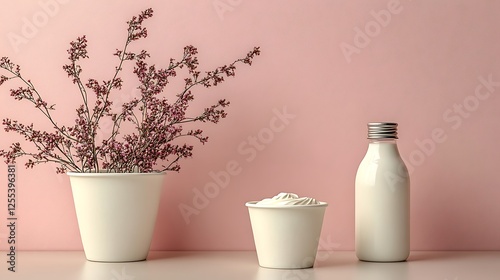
256,192,320,206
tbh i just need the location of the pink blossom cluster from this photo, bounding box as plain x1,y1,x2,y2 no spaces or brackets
0,8,260,173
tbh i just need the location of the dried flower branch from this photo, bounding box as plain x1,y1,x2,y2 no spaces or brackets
0,8,260,173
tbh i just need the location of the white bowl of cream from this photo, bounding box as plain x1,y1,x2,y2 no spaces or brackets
246,193,328,269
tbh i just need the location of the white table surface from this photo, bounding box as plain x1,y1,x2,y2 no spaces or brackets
0,251,499,280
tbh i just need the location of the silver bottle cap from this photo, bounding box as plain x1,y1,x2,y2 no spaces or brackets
367,122,398,139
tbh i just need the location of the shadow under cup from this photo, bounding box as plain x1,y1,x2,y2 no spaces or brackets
246,201,328,269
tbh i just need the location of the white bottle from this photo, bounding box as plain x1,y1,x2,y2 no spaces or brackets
355,122,410,262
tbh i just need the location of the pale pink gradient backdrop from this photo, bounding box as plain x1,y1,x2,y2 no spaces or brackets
1,0,500,251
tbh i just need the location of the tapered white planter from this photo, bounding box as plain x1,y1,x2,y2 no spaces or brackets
67,172,165,262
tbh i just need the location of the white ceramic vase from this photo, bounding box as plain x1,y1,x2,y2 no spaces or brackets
67,172,165,262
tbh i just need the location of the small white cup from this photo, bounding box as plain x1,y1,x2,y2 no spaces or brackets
246,201,328,269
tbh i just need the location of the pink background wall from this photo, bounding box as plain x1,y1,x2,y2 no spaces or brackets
1,0,500,251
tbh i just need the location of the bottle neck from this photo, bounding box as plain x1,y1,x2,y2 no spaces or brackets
368,139,397,144
366,138,400,157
